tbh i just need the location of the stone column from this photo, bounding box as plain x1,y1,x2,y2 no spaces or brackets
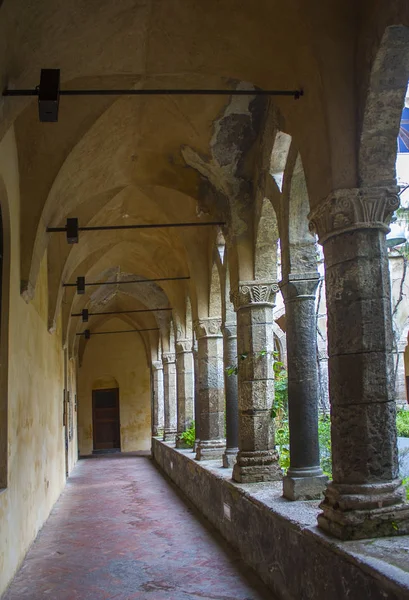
280,273,328,500
231,282,282,483
222,321,239,468
309,187,409,540
162,352,177,441
194,318,226,460
152,360,164,437
175,340,195,448
394,341,407,407
193,338,200,452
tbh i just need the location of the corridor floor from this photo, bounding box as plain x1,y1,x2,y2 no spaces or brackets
3,456,274,600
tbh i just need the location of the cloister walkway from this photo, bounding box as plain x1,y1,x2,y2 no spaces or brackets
3,455,273,600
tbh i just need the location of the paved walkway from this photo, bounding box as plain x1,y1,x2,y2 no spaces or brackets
3,456,273,600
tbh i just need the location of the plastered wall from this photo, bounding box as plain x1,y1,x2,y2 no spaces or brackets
0,129,75,595
78,317,151,455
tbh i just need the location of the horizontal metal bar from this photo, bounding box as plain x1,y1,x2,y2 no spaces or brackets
76,327,159,336
64,275,190,288
47,221,225,233
71,307,172,317
4,88,303,99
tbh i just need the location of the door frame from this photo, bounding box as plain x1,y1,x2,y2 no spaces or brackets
92,387,121,451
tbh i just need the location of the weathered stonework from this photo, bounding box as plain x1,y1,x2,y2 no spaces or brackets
175,340,194,448
310,188,409,540
151,360,164,437
280,273,327,500
162,352,177,442
222,321,239,468
193,318,226,460
231,281,282,483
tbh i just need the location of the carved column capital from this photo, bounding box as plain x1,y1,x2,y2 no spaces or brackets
175,339,193,354
151,360,163,371
193,317,222,339
230,280,279,311
279,272,320,302
308,187,399,245
222,321,237,339
162,352,176,364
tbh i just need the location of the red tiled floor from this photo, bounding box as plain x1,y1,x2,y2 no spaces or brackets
3,456,274,600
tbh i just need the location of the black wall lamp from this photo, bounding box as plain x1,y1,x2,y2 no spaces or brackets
3,69,304,123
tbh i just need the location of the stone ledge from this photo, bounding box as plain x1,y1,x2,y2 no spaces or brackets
152,438,409,600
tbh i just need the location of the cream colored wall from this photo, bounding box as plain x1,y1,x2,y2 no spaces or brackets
78,317,151,455
0,128,75,595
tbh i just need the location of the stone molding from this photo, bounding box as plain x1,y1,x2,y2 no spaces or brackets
230,280,279,311
221,321,237,339
193,317,222,339
279,272,320,302
308,187,399,244
162,352,176,364
175,339,193,354
151,360,163,371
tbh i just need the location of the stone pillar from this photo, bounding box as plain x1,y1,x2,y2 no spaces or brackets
231,282,282,483
194,318,226,460
222,321,239,468
309,187,409,540
152,360,164,437
193,338,200,452
394,341,407,407
280,274,328,500
162,352,177,441
175,340,195,448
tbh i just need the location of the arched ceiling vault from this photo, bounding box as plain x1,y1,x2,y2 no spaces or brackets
0,0,404,360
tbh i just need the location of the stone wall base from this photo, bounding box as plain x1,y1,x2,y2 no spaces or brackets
152,438,409,600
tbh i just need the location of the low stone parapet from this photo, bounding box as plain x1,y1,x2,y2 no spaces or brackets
152,438,409,600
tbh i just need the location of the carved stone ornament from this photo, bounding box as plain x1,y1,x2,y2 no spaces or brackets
175,339,192,354
162,352,176,364
230,281,279,311
151,360,163,371
193,317,222,339
308,187,400,244
221,321,237,339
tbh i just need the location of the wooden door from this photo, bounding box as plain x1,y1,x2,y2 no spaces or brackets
92,388,120,450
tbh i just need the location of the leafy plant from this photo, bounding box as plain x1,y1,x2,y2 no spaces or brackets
180,421,195,448
396,410,409,437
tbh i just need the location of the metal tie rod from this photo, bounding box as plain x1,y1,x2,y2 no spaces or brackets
72,307,172,322
64,275,189,294
48,218,226,244
3,88,303,98
2,70,304,122
77,327,159,339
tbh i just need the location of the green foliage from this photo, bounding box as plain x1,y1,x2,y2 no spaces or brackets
180,421,195,448
396,410,409,437
318,416,332,477
274,414,332,476
402,477,409,500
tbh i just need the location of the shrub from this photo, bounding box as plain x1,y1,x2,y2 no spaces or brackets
396,410,409,437
180,421,195,448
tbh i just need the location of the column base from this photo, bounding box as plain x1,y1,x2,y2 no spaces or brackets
175,434,190,449
283,467,328,501
222,447,238,468
232,450,282,483
195,439,225,461
163,429,176,442
318,480,409,540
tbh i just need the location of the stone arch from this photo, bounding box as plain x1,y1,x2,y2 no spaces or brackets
254,198,279,281
270,131,292,193
0,175,11,489
209,257,222,319
92,375,119,390
359,25,409,187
